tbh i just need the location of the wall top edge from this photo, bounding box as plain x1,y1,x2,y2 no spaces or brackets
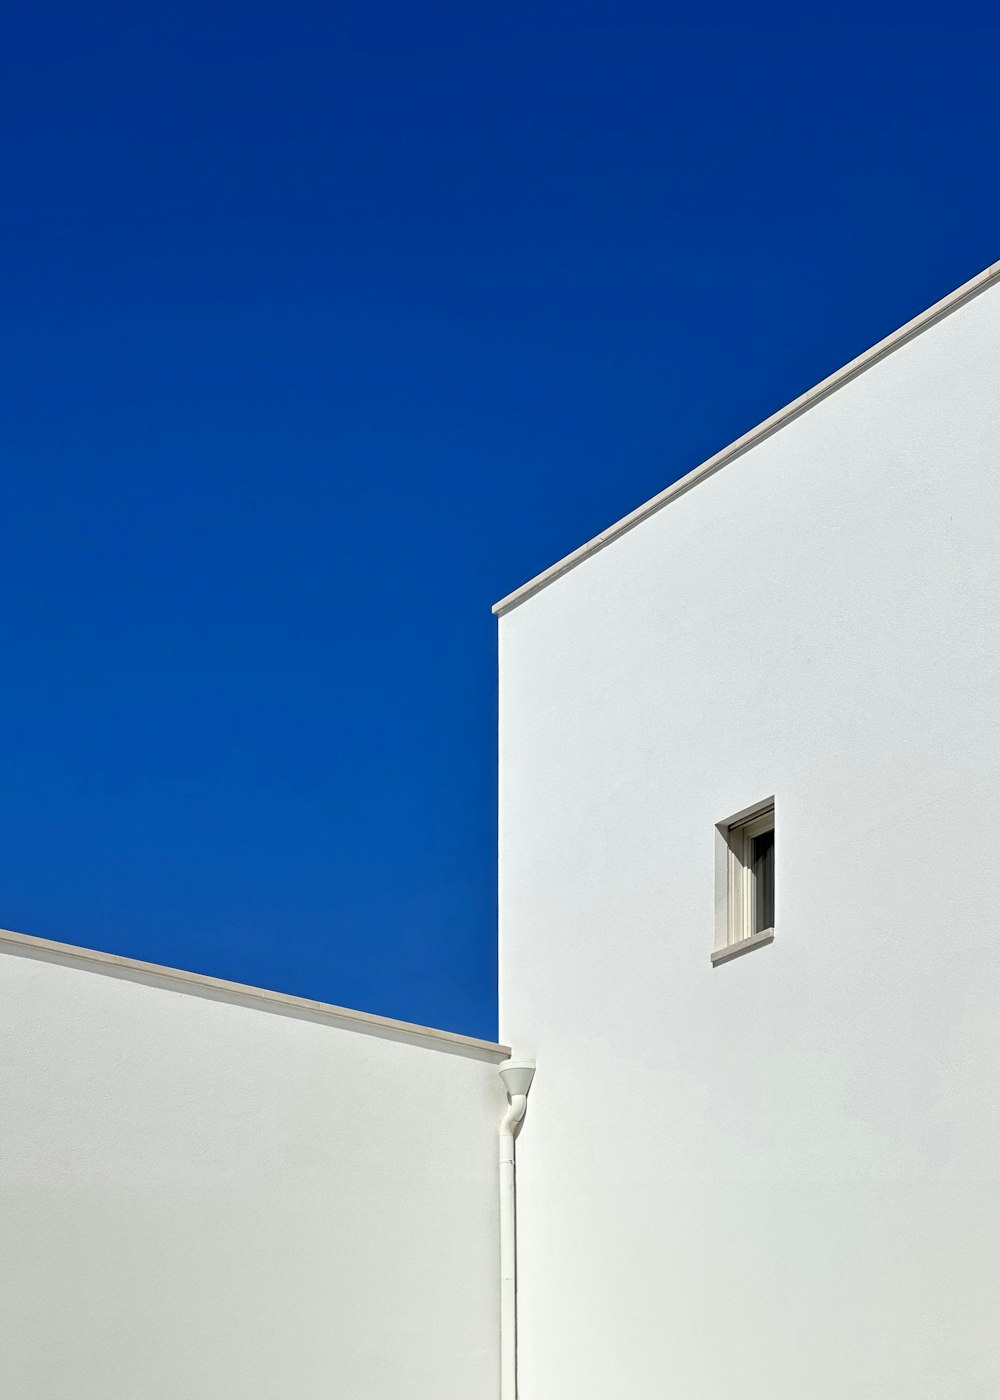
0,927,511,1062
492,257,1000,617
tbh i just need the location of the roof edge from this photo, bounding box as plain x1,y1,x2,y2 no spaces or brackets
493,258,1000,617
0,926,510,1063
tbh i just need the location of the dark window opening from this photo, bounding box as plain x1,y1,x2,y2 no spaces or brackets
751,828,774,934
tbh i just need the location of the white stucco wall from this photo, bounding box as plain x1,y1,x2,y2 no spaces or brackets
0,937,506,1400
499,279,1000,1398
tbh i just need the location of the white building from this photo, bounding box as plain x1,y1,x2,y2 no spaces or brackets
3,259,1000,1398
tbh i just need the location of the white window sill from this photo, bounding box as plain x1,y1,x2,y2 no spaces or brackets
711,928,774,967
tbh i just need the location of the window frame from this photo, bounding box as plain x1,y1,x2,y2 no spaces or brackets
713,800,775,966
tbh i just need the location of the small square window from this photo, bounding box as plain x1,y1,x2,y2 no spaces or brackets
713,802,775,965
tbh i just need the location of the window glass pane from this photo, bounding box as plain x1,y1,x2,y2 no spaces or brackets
750,828,774,933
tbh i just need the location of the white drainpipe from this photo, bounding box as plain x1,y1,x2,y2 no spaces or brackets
498,1059,535,1400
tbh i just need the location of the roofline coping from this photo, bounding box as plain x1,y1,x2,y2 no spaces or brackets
493,257,1000,617
0,926,511,1063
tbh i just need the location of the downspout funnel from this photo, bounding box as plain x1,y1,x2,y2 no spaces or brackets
498,1060,535,1102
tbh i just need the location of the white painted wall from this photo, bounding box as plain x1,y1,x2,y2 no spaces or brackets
0,940,506,1400
499,279,1000,1398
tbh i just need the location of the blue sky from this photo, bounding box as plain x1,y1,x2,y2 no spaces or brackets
2,2,997,1038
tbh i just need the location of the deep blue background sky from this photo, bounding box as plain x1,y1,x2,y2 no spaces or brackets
2,3,997,1038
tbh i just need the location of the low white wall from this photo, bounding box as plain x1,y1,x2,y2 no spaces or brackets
0,936,506,1400
499,278,1000,1397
